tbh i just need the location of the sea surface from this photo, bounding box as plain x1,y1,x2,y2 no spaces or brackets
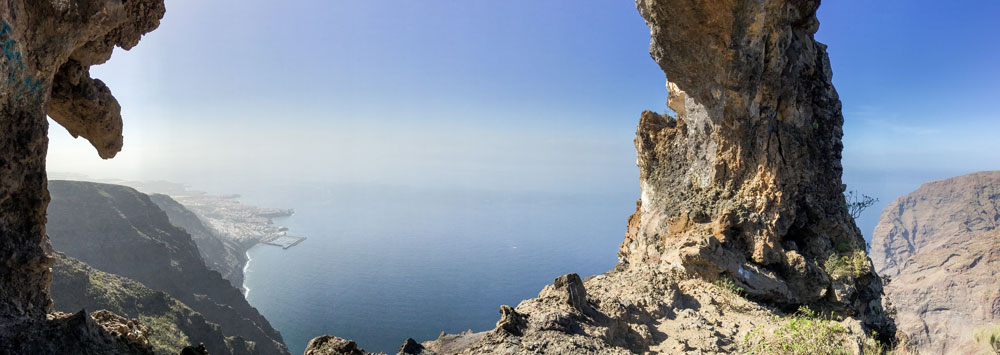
235,183,636,354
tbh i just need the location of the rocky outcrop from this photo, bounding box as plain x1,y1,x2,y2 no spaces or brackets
871,171,1000,354
619,0,891,332
0,0,164,351
304,336,377,355
0,309,155,354
51,252,259,355
149,193,249,289
47,180,290,355
0,0,162,323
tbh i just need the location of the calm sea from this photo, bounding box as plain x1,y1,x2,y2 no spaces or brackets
236,183,634,354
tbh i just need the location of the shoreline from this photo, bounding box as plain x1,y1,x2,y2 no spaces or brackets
97,179,305,298
242,244,256,297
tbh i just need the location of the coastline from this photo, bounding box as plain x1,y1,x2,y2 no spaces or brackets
93,179,305,297
242,244,257,297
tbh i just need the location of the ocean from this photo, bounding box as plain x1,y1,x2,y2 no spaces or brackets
236,183,636,354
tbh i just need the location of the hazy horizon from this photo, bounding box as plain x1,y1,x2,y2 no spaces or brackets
47,0,1000,239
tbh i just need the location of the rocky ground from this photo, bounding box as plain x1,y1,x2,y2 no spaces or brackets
871,171,1000,354
307,267,886,354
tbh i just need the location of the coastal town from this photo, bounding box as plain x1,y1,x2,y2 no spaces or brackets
110,179,307,249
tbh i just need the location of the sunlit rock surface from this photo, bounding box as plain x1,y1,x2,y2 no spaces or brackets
620,0,890,328
871,171,1000,354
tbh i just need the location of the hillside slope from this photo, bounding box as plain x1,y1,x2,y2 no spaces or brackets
51,252,257,355
871,171,1000,354
148,193,249,289
47,180,290,355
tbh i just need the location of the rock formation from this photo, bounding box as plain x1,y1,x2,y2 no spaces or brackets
51,252,259,355
0,0,164,351
47,180,290,355
871,171,1000,354
621,0,889,328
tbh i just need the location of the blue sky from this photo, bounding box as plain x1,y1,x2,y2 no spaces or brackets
48,1,1000,238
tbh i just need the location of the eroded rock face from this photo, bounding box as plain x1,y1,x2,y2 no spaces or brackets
0,0,164,323
618,0,891,333
871,171,1000,354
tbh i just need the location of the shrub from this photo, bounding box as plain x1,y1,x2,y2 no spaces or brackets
975,324,1000,354
745,306,849,354
824,250,871,279
715,278,744,296
714,278,747,311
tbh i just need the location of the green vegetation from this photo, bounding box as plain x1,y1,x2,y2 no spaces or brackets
714,278,748,311
975,324,1000,354
845,190,878,220
745,306,887,354
715,278,745,296
140,312,190,353
51,254,198,355
824,250,871,279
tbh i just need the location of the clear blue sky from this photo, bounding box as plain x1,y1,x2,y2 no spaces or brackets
48,0,1000,238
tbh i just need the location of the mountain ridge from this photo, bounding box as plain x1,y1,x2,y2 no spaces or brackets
871,170,1000,354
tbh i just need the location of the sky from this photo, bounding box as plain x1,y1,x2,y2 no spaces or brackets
47,0,1000,238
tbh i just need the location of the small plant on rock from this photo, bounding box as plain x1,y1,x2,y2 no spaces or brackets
715,278,744,296
714,278,748,311
824,250,871,279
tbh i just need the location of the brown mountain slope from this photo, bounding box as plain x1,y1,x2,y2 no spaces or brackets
871,171,1000,354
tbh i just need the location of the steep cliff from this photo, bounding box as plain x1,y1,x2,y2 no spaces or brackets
149,193,249,289
307,0,893,353
871,171,1000,354
51,252,259,355
47,180,290,355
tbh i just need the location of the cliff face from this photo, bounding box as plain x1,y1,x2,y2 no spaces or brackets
149,194,249,289
871,171,1000,354
47,180,290,355
620,0,889,329
51,252,259,355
